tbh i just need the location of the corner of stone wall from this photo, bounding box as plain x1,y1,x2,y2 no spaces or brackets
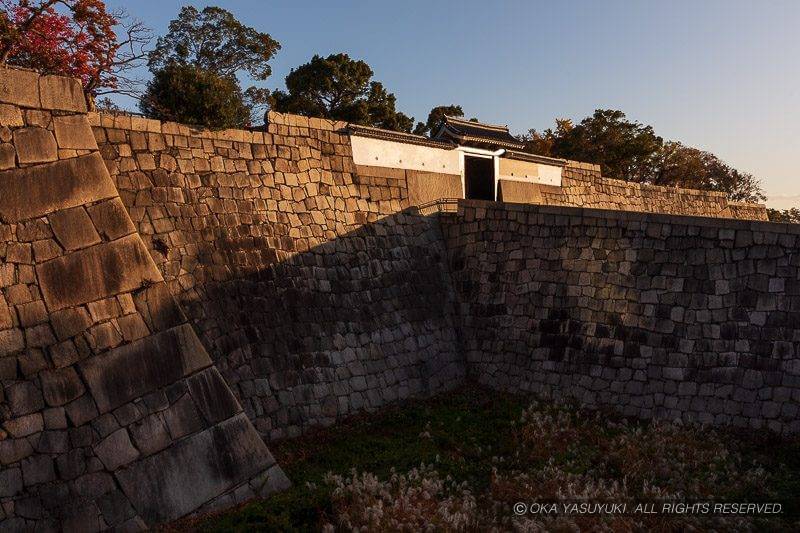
0,66,287,530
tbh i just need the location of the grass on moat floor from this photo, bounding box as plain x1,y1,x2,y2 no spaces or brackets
170,386,800,532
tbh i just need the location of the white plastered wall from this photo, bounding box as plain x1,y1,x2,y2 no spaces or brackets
350,135,460,174
498,158,563,186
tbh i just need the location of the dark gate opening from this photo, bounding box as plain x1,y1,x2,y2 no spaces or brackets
464,156,495,201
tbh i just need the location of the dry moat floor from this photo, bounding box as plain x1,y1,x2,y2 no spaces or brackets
169,387,800,532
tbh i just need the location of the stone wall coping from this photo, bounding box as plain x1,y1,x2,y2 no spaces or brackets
0,65,86,112
565,160,602,172
564,165,765,213
590,175,729,198
457,199,797,234
89,109,348,143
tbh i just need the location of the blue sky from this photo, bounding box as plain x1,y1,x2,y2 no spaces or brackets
105,0,800,208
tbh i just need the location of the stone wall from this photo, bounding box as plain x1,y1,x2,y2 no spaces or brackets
91,111,465,441
5,65,794,530
532,162,769,220
441,200,800,433
0,67,286,531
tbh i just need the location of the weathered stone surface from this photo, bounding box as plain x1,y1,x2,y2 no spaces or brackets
56,449,86,480
41,367,85,406
187,368,241,424
7,381,44,416
0,468,23,497
252,464,292,497
94,428,139,470
0,328,25,356
129,414,171,456
96,490,135,527
115,413,277,523
65,394,99,427
0,142,15,169
0,103,23,127
21,454,55,485
93,111,467,441
53,115,97,150
162,394,204,440
13,127,57,164
39,74,86,112
0,67,39,107
86,198,136,240
48,206,101,251
36,234,161,311
0,153,117,223
0,438,33,464
132,283,186,333
80,324,211,413
1,69,291,532
50,307,92,340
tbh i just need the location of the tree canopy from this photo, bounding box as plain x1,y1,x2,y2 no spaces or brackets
142,5,279,128
0,0,149,97
139,63,250,129
553,109,663,183
522,109,765,203
148,5,280,81
269,53,413,132
767,208,800,223
654,141,765,202
413,105,464,136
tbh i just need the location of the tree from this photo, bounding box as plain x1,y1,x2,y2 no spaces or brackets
413,105,463,136
767,208,800,223
269,53,414,132
653,142,765,203
145,5,279,125
524,110,765,202
548,109,663,182
139,63,250,129
0,0,150,99
148,6,279,81
518,119,573,157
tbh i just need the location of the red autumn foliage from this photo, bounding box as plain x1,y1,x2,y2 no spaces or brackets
0,0,119,94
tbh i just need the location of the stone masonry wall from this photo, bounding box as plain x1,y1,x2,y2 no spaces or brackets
91,111,465,441
0,67,286,531
533,162,769,220
442,200,800,434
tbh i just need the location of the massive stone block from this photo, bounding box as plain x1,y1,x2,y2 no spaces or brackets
38,74,86,112
0,103,24,127
53,114,97,150
12,126,57,164
497,179,544,203
36,234,162,311
0,66,287,531
0,67,40,107
80,324,211,413
0,152,117,223
115,413,275,524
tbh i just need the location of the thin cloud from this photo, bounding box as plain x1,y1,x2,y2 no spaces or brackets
767,194,800,201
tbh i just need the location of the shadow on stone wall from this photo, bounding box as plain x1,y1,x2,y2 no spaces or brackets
441,201,800,434
174,209,466,440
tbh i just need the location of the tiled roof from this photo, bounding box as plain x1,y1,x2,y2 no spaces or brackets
433,116,526,150
504,150,567,167
347,124,456,149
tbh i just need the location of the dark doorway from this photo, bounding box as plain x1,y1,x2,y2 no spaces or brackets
464,156,495,201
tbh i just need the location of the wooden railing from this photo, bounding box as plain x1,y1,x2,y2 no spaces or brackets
415,198,460,215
